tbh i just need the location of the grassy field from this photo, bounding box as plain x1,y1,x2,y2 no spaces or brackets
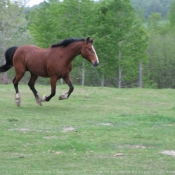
1,84,175,175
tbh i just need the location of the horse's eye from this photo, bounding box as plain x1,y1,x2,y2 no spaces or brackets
88,48,92,51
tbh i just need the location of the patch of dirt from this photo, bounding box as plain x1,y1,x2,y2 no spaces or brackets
9,128,30,133
19,154,25,158
114,153,123,157
161,150,175,156
117,144,146,149
9,128,51,133
43,135,58,139
55,151,62,155
62,126,75,132
101,123,112,126
165,123,175,126
133,145,146,149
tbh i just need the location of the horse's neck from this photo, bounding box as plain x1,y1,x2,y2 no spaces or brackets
65,42,82,62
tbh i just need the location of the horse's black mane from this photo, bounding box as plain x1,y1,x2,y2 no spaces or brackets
51,38,85,48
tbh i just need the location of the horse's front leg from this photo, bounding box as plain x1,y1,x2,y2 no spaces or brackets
59,75,74,100
42,76,57,102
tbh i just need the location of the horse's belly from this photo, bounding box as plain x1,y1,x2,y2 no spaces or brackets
28,68,49,77
23,49,50,77
26,62,49,77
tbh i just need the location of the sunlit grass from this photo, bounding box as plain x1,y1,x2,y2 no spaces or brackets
1,84,175,174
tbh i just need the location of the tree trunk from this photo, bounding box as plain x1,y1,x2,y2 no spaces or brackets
139,59,143,88
118,65,122,88
81,59,85,86
60,78,63,85
118,50,122,88
101,74,105,87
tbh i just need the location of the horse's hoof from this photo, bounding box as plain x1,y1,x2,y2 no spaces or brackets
59,93,68,100
38,102,42,106
15,98,21,106
36,99,42,106
59,96,63,100
36,94,42,106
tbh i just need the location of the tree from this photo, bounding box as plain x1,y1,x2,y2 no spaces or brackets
0,0,31,83
146,31,175,88
168,0,175,27
95,0,149,87
145,12,175,88
131,0,173,18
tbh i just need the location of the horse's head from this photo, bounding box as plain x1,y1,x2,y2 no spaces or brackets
81,37,99,67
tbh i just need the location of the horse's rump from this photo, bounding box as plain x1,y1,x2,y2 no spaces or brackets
13,45,51,77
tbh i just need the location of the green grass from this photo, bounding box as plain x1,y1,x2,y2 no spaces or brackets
1,84,175,175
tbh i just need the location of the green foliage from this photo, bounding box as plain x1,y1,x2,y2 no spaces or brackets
0,0,34,83
168,0,175,27
29,2,56,47
29,0,97,47
0,0,31,51
148,13,162,30
146,30,175,88
97,0,148,87
144,0,175,88
131,0,173,18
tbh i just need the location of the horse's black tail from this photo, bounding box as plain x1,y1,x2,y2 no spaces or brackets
0,46,18,72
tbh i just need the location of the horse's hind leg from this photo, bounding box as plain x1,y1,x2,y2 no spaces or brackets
13,73,25,106
28,73,41,106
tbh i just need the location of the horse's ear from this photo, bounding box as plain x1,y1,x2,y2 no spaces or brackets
85,37,94,44
90,38,94,44
86,37,90,44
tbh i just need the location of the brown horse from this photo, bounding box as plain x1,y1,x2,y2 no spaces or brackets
0,37,99,106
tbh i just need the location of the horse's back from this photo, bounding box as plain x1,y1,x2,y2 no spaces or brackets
13,45,73,78
13,45,45,61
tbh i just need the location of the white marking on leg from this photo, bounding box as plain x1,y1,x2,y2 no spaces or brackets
63,93,68,99
15,93,21,106
42,95,47,102
36,93,42,106
92,46,99,64
16,93,20,99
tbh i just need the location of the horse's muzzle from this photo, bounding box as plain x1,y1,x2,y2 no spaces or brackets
92,61,99,67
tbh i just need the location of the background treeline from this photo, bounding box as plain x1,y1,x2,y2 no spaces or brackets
0,0,175,88
131,0,173,18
